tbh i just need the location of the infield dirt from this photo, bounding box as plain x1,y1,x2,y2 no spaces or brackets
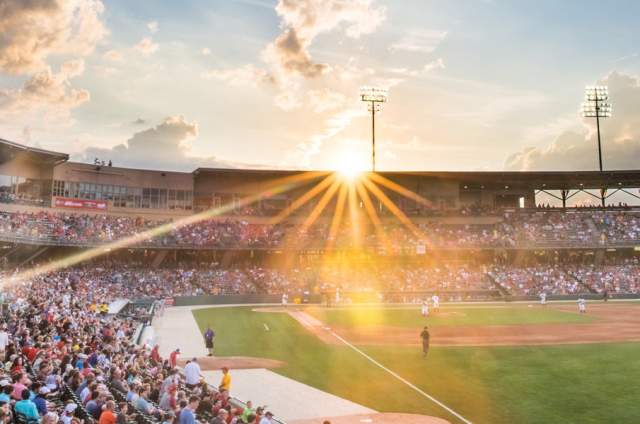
271,303,640,347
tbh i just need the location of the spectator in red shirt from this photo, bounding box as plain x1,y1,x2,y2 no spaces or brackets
169,348,180,368
99,400,117,424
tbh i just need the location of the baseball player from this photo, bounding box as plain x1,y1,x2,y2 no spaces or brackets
578,297,586,313
431,294,440,312
281,293,288,307
539,292,547,306
420,326,430,358
421,300,429,317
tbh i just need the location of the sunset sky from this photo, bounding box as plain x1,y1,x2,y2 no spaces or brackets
1,0,639,172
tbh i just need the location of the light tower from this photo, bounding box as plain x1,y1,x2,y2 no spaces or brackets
360,87,388,172
582,86,612,172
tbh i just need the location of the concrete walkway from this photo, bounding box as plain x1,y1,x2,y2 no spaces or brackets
153,305,376,422
202,368,374,422
152,305,208,358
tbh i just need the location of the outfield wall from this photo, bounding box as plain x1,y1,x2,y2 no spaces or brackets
173,294,322,306
172,292,640,306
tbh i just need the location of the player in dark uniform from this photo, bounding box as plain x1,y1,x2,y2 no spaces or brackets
204,326,215,356
420,326,430,358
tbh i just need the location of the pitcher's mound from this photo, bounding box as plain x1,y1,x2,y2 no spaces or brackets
178,356,284,370
290,413,450,424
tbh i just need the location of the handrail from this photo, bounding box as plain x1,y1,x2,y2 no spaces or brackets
0,232,639,250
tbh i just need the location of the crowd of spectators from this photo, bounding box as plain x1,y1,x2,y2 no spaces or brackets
591,211,640,242
0,266,279,424
489,265,582,296
2,209,640,250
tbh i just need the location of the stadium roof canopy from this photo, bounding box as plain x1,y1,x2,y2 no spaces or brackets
195,167,640,191
0,138,68,165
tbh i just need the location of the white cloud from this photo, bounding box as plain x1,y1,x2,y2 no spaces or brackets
424,57,445,73
307,89,347,113
0,0,107,75
203,0,386,111
134,37,159,56
201,64,274,86
103,49,123,62
147,20,159,33
0,60,89,123
390,29,447,54
264,0,385,79
273,86,303,110
93,65,119,77
79,116,255,171
506,72,640,171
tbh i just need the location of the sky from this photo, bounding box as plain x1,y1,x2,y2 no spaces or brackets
1,0,640,173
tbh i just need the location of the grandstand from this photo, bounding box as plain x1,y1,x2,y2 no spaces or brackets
2,137,640,424
1,137,639,300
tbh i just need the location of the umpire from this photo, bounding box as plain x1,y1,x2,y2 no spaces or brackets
420,326,430,358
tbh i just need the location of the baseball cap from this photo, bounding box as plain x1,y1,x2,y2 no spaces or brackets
39,387,51,395
64,403,78,413
0,380,10,387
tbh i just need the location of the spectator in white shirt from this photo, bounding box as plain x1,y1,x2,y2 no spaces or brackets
184,358,201,389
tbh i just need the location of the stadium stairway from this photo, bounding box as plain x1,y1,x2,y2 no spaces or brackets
151,250,169,267
484,272,511,297
568,271,598,294
17,246,49,268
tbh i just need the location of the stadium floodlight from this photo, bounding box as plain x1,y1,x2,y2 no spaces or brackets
360,87,388,172
582,85,612,172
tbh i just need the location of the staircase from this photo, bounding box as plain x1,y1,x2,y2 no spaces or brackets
485,272,511,297
568,270,598,294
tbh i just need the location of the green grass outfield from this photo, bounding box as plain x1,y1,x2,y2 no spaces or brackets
192,305,640,424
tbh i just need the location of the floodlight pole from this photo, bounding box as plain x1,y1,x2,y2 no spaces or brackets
371,102,376,172
582,86,612,207
360,87,387,173
595,95,603,173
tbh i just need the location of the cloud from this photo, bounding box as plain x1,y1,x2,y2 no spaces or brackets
147,20,159,33
262,28,328,78
0,0,107,74
103,49,123,62
307,89,347,113
79,116,264,171
0,59,89,121
387,58,445,77
201,64,274,86
424,57,445,73
134,37,159,56
203,0,386,108
506,72,640,171
79,116,215,171
264,0,385,79
390,29,447,53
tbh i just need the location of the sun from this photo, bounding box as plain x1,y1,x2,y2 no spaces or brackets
335,152,367,182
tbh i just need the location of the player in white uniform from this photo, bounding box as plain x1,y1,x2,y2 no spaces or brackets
539,292,547,306
578,297,586,313
431,294,440,312
281,293,288,307
421,300,429,317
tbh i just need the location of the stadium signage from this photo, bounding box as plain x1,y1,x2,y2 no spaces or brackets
54,197,108,211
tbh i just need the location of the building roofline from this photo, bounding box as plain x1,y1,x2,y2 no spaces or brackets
0,138,69,161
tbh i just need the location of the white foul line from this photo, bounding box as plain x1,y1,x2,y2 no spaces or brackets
328,330,472,424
